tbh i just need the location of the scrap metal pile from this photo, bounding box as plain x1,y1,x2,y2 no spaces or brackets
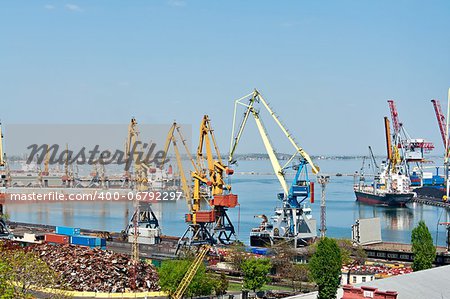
28,243,160,293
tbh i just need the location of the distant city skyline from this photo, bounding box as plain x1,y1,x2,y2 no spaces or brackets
1,1,450,156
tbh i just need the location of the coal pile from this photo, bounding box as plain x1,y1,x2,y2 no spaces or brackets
28,243,160,293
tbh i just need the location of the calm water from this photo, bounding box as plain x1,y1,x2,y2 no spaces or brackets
5,158,450,246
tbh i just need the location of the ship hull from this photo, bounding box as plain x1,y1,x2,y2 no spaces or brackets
250,233,311,248
413,186,445,200
354,190,413,206
250,234,271,247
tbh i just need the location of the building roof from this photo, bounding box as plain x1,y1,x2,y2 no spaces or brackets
354,265,450,299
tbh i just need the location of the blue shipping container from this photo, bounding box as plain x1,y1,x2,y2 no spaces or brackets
422,179,433,185
56,226,80,236
70,235,106,249
94,237,106,247
70,235,96,247
250,247,269,255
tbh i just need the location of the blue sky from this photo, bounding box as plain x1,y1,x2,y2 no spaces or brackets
1,1,450,156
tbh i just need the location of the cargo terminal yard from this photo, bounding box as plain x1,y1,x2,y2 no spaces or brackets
3,2,450,299
2,89,450,299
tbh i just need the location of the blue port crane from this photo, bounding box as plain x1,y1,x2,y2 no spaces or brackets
285,160,312,209
229,89,319,247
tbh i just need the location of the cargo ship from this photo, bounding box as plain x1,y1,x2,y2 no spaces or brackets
354,187,414,206
355,158,415,207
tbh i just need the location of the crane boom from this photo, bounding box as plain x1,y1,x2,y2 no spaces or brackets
384,116,393,161
368,146,379,169
257,91,320,174
161,123,176,168
172,245,210,299
387,100,400,135
228,92,255,163
447,88,450,164
229,90,319,197
161,122,199,212
253,110,290,195
431,99,448,150
125,118,148,191
0,123,4,167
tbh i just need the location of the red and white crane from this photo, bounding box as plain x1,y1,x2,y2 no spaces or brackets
431,99,449,152
387,99,434,163
388,100,401,136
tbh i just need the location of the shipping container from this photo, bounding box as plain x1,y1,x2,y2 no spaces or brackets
45,233,69,244
70,235,96,247
94,237,107,247
70,235,105,249
56,226,80,236
422,179,433,185
250,247,269,255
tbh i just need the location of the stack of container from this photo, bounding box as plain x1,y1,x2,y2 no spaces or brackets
44,226,106,250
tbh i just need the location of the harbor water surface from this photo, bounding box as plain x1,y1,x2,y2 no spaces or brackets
5,158,450,247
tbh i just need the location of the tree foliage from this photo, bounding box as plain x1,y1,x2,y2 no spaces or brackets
241,257,271,292
158,259,214,298
271,244,309,291
227,242,247,271
0,261,14,298
411,220,436,271
285,263,309,292
336,239,367,265
309,238,342,299
0,244,67,299
213,272,229,296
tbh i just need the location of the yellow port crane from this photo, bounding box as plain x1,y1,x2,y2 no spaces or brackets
162,116,238,252
42,149,50,176
125,118,149,191
161,122,200,212
384,116,401,173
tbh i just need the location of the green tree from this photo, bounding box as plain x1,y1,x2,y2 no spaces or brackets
411,220,436,271
0,261,14,299
0,247,68,299
213,273,229,296
337,239,367,265
227,242,247,271
241,258,271,292
309,238,342,299
290,264,309,292
158,259,214,298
